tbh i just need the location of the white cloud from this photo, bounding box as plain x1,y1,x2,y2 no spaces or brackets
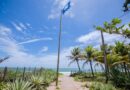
48,0,75,19
76,31,130,48
12,22,23,32
0,25,11,36
12,22,31,32
76,31,99,44
0,25,30,66
19,23,27,30
41,46,48,52
18,38,53,45
0,25,79,68
0,25,98,69
26,23,31,28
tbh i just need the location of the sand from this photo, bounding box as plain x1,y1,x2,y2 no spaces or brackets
47,75,89,90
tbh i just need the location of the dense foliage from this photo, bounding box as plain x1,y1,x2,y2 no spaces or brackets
69,18,130,90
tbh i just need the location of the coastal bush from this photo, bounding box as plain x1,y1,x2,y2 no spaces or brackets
89,82,117,90
72,72,105,82
110,67,130,89
0,82,8,90
6,70,21,81
42,69,56,84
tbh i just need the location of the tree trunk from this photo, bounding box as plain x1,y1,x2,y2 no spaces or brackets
22,67,26,80
100,30,109,83
90,60,94,77
123,62,127,75
3,67,7,81
15,67,18,78
121,64,124,73
76,60,81,72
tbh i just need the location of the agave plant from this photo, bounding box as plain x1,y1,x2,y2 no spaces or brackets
42,70,56,84
6,79,32,90
0,82,8,90
30,75,47,90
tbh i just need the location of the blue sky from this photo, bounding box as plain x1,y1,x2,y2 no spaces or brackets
0,0,130,68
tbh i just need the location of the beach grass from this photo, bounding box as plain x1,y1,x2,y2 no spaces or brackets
0,68,56,90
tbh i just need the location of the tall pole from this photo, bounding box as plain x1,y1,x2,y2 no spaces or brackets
56,13,63,86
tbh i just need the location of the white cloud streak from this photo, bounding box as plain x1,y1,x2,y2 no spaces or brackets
12,22,31,32
0,25,78,68
18,38,53,45
12,22,23,31
41,46,48,52
0,25,11,36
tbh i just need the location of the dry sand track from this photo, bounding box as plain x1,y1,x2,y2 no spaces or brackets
47,75,89,90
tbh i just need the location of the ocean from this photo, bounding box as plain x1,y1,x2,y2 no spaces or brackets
51,68,83,75
0,67,102,75
0,67,85,75
0,67,83,72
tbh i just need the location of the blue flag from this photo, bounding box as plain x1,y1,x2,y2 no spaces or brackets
62,1,71,14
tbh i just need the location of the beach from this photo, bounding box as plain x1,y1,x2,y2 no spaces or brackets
60,72,71,75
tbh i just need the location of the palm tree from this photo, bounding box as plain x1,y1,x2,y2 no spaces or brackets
83,45,95,77
0,56,10,63
122,24,130,38
107,18,130,39
95,18,122,83
96,26,109,83
94,50,122,69
68,47,81,72
99,18,130,39
114,41,128,55
93,50,105,71
114,41,129,74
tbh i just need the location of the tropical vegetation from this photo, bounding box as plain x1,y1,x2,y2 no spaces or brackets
69,18,130,90
0,68,56,90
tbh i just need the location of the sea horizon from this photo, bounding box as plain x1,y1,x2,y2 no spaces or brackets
0,67,102,73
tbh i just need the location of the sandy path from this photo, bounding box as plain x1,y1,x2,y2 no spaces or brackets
47,75,89,90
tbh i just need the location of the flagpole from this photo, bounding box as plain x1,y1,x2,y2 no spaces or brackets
56,1,71,86
56,12,63,86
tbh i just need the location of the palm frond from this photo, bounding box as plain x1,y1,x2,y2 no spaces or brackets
68,60,75,66
0,56,10,63
82,61,89,68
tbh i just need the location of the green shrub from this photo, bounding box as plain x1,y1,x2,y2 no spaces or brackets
30,75,47,90
6,79,33,90
0,82,8,90
0,69,56,90
29,69,56,90
110,67,130,87
90,82,117,90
